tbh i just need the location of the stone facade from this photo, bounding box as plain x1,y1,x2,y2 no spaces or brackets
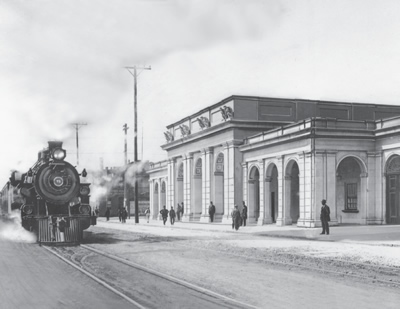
148,95,400,226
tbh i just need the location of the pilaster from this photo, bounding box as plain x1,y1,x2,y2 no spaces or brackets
182,153,194,222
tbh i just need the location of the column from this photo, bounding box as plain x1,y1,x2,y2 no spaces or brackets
283,175,293,225
360,172,368,225
200,147,214,222
263,176,273,224
276,156,286,226
257,160,265,226
297,152,314,227
158,179,162,220
149,180,154,219
182,153,193,221
222,141,243,223
326,152,338,226
167,159,176,209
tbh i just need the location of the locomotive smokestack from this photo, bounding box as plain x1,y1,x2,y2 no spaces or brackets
48,141,63,150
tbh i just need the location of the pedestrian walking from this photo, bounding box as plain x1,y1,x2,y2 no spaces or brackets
231,205,241,231
118,207,123,222
177,203,182,221
121,207,128,223
208,201,216,223
105,208,110,221
320,199,331,235
241,201,248,226
160,205,169,225
181,202,184,217
170,206,176,225
145,207,150,223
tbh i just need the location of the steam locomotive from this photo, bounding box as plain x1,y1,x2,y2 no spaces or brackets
7,141,96,244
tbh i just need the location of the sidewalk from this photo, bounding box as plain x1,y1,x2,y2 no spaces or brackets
97,217,400,247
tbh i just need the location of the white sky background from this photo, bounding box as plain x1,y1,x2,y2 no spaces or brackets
1,0,400,185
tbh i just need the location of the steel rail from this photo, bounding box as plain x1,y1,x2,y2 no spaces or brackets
42,246,146,309
81,244,257,309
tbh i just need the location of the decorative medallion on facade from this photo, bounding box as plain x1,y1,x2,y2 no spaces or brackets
197,116,211,129
220,106,234,121
177,163,183,180
215,153,224,173
387,156,400,174
164,131,174,142
179,124,191,137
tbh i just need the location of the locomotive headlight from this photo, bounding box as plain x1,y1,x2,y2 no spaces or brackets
52,148,66,160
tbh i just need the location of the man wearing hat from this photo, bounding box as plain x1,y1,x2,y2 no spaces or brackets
231,205,241,231
320,199,330,235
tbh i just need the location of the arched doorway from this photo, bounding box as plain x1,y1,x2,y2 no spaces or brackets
386,156,400,224
193,158,202,215
214,153,224,215
248,166,260,221
176,163,184,208
285,160,299,224
153,182,159,219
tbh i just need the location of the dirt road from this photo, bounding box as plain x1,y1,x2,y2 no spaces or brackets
81,224,400,309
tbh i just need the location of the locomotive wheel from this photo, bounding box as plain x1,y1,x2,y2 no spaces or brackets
34,161,80,204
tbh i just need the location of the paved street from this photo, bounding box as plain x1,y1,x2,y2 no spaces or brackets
0,238,132,309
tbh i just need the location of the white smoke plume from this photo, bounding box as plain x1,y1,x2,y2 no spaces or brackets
86,161,149,204
0,211,36,243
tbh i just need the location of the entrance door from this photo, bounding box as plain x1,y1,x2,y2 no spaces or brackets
387,175,400,224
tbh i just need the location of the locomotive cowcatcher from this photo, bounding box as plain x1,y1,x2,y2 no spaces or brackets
9,141,96,244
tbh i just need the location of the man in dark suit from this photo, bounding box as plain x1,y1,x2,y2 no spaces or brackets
320,199,330,235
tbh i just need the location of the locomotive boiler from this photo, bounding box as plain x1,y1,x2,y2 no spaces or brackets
9,141,96,244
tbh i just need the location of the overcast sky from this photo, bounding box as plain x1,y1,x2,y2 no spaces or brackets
1,0,400,185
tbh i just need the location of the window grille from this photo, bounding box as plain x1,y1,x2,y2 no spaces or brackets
345,183,357,210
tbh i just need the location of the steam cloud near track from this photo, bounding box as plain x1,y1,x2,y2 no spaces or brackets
0,211,36,243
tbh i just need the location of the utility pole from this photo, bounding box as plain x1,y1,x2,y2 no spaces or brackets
71,123,87,166
125,65,151,224
123,123,130,218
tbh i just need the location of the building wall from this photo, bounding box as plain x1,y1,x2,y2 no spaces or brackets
149,96,400,227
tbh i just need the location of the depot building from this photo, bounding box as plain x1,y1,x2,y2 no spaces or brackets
147,95,400,227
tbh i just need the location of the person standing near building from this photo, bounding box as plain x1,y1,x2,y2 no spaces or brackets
145,207,150,223
208,202,216,223
160,205,169,225
241,201,248,226
231,205,241,231
320,199,330,235
121,207,128,223
181,202,184,218
176,203,181,221
169,206,176,225
105,207,110,221
58,217,66,242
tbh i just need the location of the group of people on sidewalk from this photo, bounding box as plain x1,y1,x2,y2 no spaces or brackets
159,204,184,225
230,201,248,231
102,198,331,235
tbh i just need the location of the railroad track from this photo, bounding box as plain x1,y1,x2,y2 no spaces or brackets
44,244,257,309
